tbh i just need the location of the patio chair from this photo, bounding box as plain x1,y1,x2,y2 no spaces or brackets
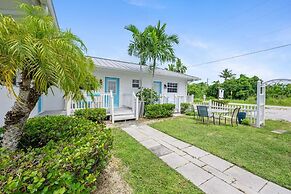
220,107,241,126
196,105,218,124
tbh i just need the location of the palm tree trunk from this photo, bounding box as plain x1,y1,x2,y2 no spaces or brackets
1,76,41,150
151,59,156,103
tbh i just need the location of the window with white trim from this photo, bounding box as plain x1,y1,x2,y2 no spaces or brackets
132,79,140,88
167,82,178,93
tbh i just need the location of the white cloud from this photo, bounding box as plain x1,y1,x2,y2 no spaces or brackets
182,36,209,49
124,0,146,6
123,0,165,9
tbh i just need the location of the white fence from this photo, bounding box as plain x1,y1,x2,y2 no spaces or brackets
159,94,194,113
66,91,115,122
194,100,258,125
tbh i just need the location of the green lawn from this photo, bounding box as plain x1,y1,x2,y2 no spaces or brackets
112,128,203,194
150,117,291,189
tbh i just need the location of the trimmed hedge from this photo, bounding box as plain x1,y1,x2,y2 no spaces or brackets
145,103,175,119
74,108,106,123
0,116,112,193
180,103,191,114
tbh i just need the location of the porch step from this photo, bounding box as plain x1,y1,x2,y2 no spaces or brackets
114,114,136,122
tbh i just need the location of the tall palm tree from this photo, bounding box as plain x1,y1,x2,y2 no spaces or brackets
166,63,176,71
145,21,179,93
219,68,236,81
125,24,149,102
167,58,187,74
175,58,187,73
0,4,100,150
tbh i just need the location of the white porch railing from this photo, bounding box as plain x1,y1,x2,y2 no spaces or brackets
158,94,194,113
159,94,169,104
132,92,139,120
66,92,115,123
194,100,257,125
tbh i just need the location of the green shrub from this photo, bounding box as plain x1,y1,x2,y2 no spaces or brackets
241,118,251,126
0,116,112,193
74,108,106,123
185,111,194,116
180,103,191,114
145,103,175,119
136,88,159,105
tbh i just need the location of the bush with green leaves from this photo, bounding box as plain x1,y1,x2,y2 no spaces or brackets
180,102,191,114
136,88,159,105
74,108,106,123
145,103,175,118
0,116,112,193
241,118,251,126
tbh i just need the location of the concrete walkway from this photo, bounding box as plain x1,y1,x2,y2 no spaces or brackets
119,122,290,194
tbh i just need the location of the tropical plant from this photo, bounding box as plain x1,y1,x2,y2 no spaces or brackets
0,4,99,150
167,58,187,74
125,24,148,97
167,63,176,71
145,21,179,101
219,68,236,81
136,88,159,105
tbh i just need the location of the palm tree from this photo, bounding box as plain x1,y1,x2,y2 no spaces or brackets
145,21,179,93
125,24,149,101
0,4,100,150
167,58,187,73
219,68,236,81
166,63,176,71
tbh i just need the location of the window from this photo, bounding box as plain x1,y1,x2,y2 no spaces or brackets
132,79,140,88
167,82,178,93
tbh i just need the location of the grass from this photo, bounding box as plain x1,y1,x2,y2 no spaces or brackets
112,128,203,194
150,117,291,189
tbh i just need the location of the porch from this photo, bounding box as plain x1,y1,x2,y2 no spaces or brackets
66,92,194,123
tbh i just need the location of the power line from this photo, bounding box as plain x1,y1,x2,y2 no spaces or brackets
191,43,291,67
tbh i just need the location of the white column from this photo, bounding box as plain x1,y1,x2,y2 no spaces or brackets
110,90,114,123
256,81,261,127
66,97,72,116
262,85,266,126
135,97,139,120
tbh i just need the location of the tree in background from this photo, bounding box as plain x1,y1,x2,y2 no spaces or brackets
219,68,236,81
206,81,221,98
187,82,208,98
0,4,100,150
166,58,187,74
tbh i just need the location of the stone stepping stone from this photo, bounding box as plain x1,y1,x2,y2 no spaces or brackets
150,145,173,157
271,129,288,134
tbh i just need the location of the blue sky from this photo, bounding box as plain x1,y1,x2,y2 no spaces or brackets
54,0,291,83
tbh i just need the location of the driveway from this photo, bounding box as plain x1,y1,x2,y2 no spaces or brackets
265,105,291,122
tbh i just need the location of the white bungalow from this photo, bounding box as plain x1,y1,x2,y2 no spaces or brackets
0,0,200,125
0,57,199,125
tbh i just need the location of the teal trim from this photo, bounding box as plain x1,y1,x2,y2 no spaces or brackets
37,96,42,113
105,77,120,108
87,91,101,96
154,81,162,95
